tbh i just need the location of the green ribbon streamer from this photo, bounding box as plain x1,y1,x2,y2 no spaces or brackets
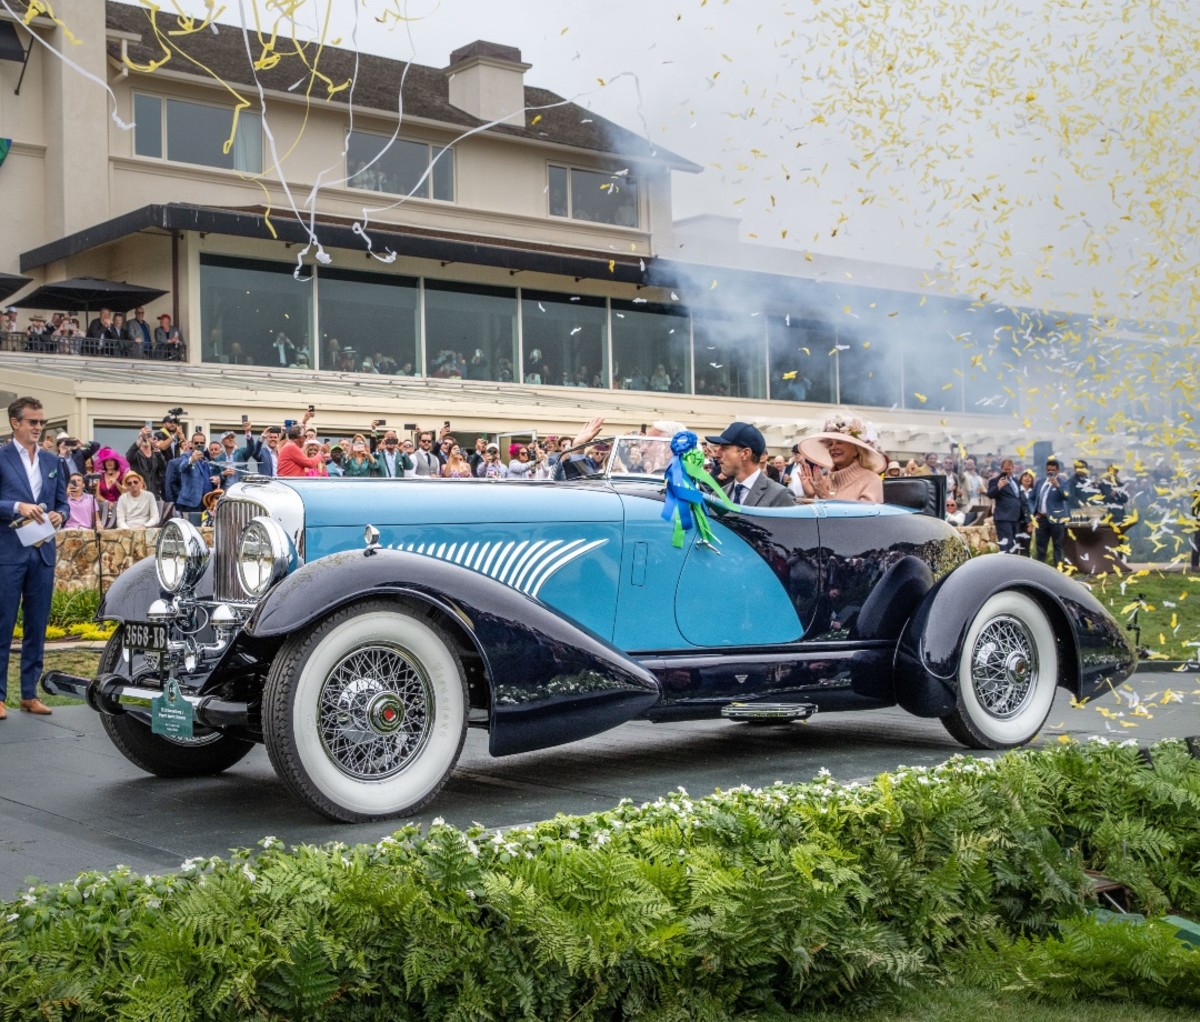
670,448,736,547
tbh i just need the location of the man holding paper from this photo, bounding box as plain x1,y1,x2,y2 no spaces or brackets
0,396,68,719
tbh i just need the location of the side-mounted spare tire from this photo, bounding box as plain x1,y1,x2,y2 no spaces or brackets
263,599,468,822
941,590,1059,749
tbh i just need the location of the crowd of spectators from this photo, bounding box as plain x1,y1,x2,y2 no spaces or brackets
14,398,1193,567
1,305,185,359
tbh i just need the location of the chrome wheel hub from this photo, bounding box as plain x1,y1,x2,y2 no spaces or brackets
970,614,1038,719
318,644,432,779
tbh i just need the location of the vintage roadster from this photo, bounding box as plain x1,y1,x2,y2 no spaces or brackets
44,436,1136,822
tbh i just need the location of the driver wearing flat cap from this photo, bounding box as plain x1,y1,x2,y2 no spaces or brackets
705,421,794,508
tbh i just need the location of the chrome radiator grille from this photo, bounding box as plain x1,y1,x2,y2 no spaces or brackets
213,498,269,603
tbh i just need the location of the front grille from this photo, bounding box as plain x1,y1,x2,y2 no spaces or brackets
213,498,268,603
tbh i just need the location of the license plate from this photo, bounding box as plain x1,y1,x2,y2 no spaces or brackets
124,620,167,653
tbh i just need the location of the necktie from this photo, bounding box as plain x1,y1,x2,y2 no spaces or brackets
733,482,746,504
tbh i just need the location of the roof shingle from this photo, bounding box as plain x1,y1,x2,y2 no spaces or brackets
103,1,698,170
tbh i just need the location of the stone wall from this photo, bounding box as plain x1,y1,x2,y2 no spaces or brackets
55,528,212,592
957,520,998,556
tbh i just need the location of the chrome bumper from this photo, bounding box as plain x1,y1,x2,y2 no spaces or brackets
41,671,251,728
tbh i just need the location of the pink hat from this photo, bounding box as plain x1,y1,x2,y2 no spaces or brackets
94,447,130,475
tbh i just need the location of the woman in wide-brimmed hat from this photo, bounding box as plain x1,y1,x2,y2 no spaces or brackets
796,410,887,503
93,447,130,504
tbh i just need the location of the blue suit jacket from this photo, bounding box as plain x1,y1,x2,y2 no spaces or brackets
0,442,69,565
1034,474,1072,524
986,475,1023,523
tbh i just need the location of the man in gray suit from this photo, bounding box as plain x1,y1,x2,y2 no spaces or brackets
706,421,794,508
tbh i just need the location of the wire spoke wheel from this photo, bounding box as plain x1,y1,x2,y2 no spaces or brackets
317,644,433,779
942,590,1058,749
968,614,1038,719
264,601,468,822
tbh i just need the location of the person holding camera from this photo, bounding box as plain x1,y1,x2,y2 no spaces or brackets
248,425,282,476
173,441,216,515
126,425,167,498
56,434,99,478
987,457,1023,553
340,434,380,477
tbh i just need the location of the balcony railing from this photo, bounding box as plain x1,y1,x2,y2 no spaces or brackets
0,330,187,360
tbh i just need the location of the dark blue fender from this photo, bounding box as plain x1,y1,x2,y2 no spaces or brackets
244,549,661,757
98,556,213,620
895,555,1137,717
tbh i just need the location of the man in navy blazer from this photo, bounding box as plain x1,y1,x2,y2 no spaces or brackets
0,397,68,718
1032,456,1071,567
986,457,1023,553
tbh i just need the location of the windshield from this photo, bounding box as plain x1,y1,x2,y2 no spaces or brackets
556,435,674,481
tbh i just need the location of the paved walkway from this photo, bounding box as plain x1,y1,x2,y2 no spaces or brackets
2,671,1197,899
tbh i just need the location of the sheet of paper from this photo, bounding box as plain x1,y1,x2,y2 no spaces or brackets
14,517,56,546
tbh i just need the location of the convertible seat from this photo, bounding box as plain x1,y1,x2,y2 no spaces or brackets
883,476,945,517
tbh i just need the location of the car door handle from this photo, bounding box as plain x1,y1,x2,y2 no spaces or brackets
631,541,647,587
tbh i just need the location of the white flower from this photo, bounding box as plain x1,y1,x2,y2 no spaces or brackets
5,913,17,923
260,835,281,849
431,817,445,827
241,864,256,883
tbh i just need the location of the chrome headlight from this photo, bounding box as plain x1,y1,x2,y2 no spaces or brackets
236,516,293,597
155,519,209,593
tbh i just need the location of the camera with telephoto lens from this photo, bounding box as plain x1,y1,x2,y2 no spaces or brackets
163,406,186,424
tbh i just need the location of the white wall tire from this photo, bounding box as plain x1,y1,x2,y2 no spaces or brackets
263,601,467,822
941,590,1058,749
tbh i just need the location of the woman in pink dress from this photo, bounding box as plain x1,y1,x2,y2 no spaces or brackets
441,444,474,478
796,410,887,503
93,447,129,504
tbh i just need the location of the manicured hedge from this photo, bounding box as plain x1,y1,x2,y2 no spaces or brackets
2,738,1198,1020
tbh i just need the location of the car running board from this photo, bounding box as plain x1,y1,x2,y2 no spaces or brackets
721,701,817,723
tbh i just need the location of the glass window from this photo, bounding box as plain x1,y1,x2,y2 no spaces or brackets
548,165,568,217
693,312,767,400
423,281,517,383
548,165,639,228
347,132,454,201
144,97,263,173
836,325,901,410
611,300,691,394
133,94,162,158
901,331,963,412
768,314,836,403
317,269,420,376
200,255,312,368
520,291,608,388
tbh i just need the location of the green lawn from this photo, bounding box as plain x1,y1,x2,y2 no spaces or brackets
1083,569,1200,662
813,985,1197,1021
4,647,96,707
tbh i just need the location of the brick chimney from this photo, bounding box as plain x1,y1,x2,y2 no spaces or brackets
445,41,530,127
